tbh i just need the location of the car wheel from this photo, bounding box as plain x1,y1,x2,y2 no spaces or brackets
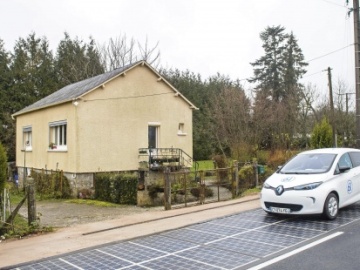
323,193,339,220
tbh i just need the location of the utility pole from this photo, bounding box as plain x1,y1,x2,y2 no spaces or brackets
353,0,360,148
327,67,336,147
338,92,356,146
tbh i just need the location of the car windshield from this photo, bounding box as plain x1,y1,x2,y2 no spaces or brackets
279,153,337,174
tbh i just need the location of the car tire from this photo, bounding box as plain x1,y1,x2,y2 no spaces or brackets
323,193,339,220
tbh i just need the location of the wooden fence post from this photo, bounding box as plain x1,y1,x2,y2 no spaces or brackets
26,177,37,226
254,160,259,188
199,171,205,204
232,161,239,198
164,168,171,210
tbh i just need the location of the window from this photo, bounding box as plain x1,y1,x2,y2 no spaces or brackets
177,123,187,136
49,121,67,150
148,126,158,149
335,153,353,174
349,152,360,168
23,126,32,151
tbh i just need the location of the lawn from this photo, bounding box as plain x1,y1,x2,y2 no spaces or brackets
192,160,215,171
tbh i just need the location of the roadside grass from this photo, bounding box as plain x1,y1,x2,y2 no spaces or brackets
241,187,261,196
64,199,122,207
193,160,214,171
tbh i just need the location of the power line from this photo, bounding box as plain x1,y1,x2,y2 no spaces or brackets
302,70,326,78
305,43,354,63
320,0,348,8
83,92,173,102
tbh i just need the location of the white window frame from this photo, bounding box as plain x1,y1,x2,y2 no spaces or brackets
49,120,67,151
23,126,32,151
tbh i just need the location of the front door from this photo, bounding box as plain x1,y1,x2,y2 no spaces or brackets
148,126,158,149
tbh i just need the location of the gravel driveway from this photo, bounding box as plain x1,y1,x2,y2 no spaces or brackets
17,200,163,228
15,185,232,228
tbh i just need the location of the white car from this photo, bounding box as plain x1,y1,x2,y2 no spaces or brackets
261,148,360,220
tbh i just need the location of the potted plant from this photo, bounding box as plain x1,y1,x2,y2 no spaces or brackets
49,142,57,149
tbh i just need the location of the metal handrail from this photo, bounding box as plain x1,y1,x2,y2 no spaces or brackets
138,148,198,170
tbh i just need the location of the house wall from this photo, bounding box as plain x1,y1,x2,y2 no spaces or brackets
15,64,194,181
76,64,193,172
15,102,77,174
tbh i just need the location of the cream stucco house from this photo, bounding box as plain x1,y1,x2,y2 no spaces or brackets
13,60,198,190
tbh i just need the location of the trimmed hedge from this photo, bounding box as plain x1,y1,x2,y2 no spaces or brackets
94,173,137,205
32,170,72,199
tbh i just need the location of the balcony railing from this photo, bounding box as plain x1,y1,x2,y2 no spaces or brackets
138,148,195,171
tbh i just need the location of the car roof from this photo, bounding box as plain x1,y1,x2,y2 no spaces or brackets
298,148,360,155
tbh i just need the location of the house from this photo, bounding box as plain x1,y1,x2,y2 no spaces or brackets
12,60,198,193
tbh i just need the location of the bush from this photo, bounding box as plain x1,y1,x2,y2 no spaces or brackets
32,170,72,199
94,172,137,205
0,143,7,191
238,165,255,190
267,150,297,170
311,117,333,148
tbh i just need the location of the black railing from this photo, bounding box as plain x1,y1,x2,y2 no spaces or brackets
138,148,197,171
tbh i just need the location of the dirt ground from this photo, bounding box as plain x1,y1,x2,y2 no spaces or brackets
17,200,163,228
14,186,232,228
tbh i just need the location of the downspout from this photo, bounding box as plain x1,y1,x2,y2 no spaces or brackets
73,99,80,175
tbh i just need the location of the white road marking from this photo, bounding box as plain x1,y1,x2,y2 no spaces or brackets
246,231,344,270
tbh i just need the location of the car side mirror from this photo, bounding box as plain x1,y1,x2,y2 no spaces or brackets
276,165,282,172
339,165,351,173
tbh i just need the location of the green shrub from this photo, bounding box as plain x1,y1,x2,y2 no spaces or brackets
114,174,137,204
267,150,297,170
32,170,72,199
311,117,333,148
238,165,255,190
147,184,164,200
0,143,7,191
94,172,137,205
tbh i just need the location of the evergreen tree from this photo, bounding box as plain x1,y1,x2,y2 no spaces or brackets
249,26,308,149
0,40,14,161
282,32,308,98
55,33,104,87
249,25,287,102
6,33,58,160
9,33,57,113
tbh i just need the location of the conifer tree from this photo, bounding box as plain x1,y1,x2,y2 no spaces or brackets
55,33,104,87
249,26,308,149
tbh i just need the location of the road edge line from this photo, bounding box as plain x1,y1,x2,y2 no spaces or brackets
246,231,344,270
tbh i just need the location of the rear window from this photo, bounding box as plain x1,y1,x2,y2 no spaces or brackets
349,152,360,167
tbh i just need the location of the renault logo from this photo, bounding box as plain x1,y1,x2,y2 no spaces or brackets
275,185,285,196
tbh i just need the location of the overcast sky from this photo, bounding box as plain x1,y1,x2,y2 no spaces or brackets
0,0,356,104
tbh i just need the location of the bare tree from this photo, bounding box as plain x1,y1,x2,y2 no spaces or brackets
300,83,320,123
138,36,160,68
211,86,251,160
333,78,355,146
99,34,161,71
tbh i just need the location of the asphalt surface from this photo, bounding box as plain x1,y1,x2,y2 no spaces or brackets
4,196,360,270
0,195,260,269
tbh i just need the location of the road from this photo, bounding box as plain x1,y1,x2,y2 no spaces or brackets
251,220,360,270
5,202,360,270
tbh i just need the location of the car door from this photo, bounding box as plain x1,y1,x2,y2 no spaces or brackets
335,153,357,207
348,152,360,203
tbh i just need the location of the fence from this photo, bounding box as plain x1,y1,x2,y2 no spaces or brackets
163,162,239,210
